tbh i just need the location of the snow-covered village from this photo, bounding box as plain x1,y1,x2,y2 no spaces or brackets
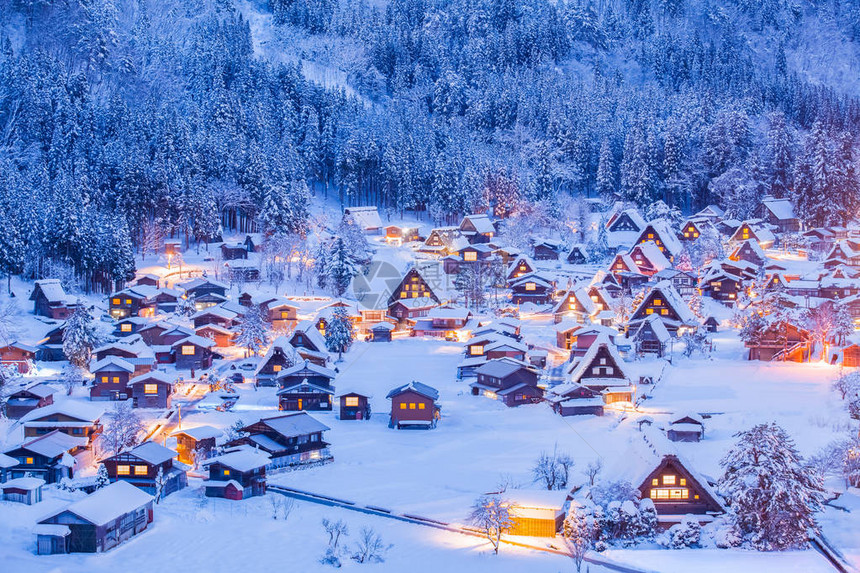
3,1,860,573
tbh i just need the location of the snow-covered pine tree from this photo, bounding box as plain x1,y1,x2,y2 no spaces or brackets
95,463,110,489
325,307,354,361
719,422,826,550
154,466,165,503
235,303,269,356
596,138,616,201
327,237,356,296
562,504,593,572
767,112,793,199
63,302,98,368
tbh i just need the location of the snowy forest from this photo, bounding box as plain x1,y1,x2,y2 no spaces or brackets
1,0,860,291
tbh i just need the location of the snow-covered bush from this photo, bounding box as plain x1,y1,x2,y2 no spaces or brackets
663,516,701,549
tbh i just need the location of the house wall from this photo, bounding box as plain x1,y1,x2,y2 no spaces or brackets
174,345,212,370
131,381,172,409
390,390,435,424
90,372,131,400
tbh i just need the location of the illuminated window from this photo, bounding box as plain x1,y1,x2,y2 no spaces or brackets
680,478,686,486
273,365,282,372
280,311,290,319
684,232,690,238
418,403,425,410
409,403,416,410
400,403,406,410
223,469,230,476
464,251,477,262
653,299,662,306
112,377,120,384
125,299,132,305
144,384,158,395
662,475,676,485
121,323,132,332
660,309,668,315
569,302,577,310
117,465,130,475
345,396,359,407
102,376,108,383
112,298,120,305
181,345,195,356
651,478,658,486
134,465,148,475
646,308,654,315
400,291,407,298
25,457,33,465
470,346,484,355
411,292,418,298
525,282,536,291
648,233,654,239
693,232,699,238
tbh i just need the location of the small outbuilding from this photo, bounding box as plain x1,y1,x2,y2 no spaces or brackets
368,322,395,342
504,489,569,537
339,392,371,420
386,381,441,429
2,476,44,504
666,413,705,443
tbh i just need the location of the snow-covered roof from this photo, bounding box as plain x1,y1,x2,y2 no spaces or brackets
369,321,396,331
191,306,238,320
258,411,331,438
13,383,54,399
428,306,471,320
180,277,229,292
120,441,176,465
461,214,495,235
634,314,671,344
475,359,533,379
502,488,569,510
90,356,135,373
41,481,153,527
202,449,271,472
631,241,671,271
641,220,682,256
390,296,437,310
20,401,103,424
566,334,630,384
0,452,19,468
276,359,336,380
552,288,597,316
94,337,155,360
386,381,439,401
509,273,553,289
33,524,70,537
633,281,697,325
2,341,39,354
6,431,89,459
172,335,216,349
344,206,383,230
171,425,222,441
761,197,797,221
291,320,328,352
32,280,67,303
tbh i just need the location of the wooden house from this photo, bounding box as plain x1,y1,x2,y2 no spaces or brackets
220,242,248,260
552,288,597,324
459,214,495,243
195,324,235,347
20,402,103,443
93,337,156,377
171,335,216,370
532,239,565,261
703,316,719,333
566,244,589,264
755,197,801,233
202,448,270,500
128,371,174,409
729,239,767,266
384,225,421,244
667,414,705,442
745,321,810,362
652,268,698,298
504,489,569,537
0,452,18,482
386,381,441,429
389,297,437,323
411,307,473,338
420,226,464,256
506,256,536,283
2,477,44,505
836,343,860,368
171,426,221,465
388,267,441,307
339,392,371,420
191,305,239,329
30,280,76,320
729,220,776,249
470,360,542,407
635,221,682,261
606,208,646,233
368,321,395,341
165,240,181,256
101,441,186,496
276,360,336,411
344,206,383,234
154,287,182,313
134,274,160,288
180,278,228,310
678,217,712,242
631,314,671,357
563,335,633,404
90,356,135,401
698,264,744,304
546,383,605,416
636,455,724,525
0,341,37,373
108,285,158,319
2,431,84,483
254,336,301,386
263,298,299,331
229,412,332,468
36,481,154,554
629,242,672,276
608,252,640,277
509,274,554,305
825,240,860,269
5,384,54,419
627,281,697,334
692,204,725,223
113,317,148,338
288,321,328,354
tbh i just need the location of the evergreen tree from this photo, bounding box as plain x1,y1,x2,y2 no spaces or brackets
719,423,826,550
596,138,616,201
235,303,269,356
324,307,354,361
63,302,98,368
95,463,110,489
327,238,356,296
767,112,793,199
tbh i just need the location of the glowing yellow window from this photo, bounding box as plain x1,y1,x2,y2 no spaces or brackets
693,232,699,238
117,465,130,475
112,377,120,384
653,299,662,306
400,291,407,298
409,403,416,410
345,396,359,407
399,403,407,410
101,376,108,383
181,345,195,355
223,469,230,476
525,282,536,291
464,251,477,262
112,298,120,305
134,465,148,475
660,309,668,315
25,457,33,465
569,302,577,310
670,489,689,499
121,323,132,332
125,299,132,305
651,478,658,486
646,308,654,315
470,346,483,355
684,232,690,237
648,233,654,239
680,478,686,486
280,311,290,319
418,403,425,410
273,365,282,372
144,384,158,395
662,475,676,485
411,292,418,298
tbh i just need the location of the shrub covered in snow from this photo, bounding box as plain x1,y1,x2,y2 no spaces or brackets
662,516,702,549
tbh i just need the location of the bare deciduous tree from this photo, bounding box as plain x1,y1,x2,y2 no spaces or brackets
468,495,514,555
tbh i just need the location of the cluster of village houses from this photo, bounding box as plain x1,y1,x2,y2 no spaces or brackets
2,196,859,554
